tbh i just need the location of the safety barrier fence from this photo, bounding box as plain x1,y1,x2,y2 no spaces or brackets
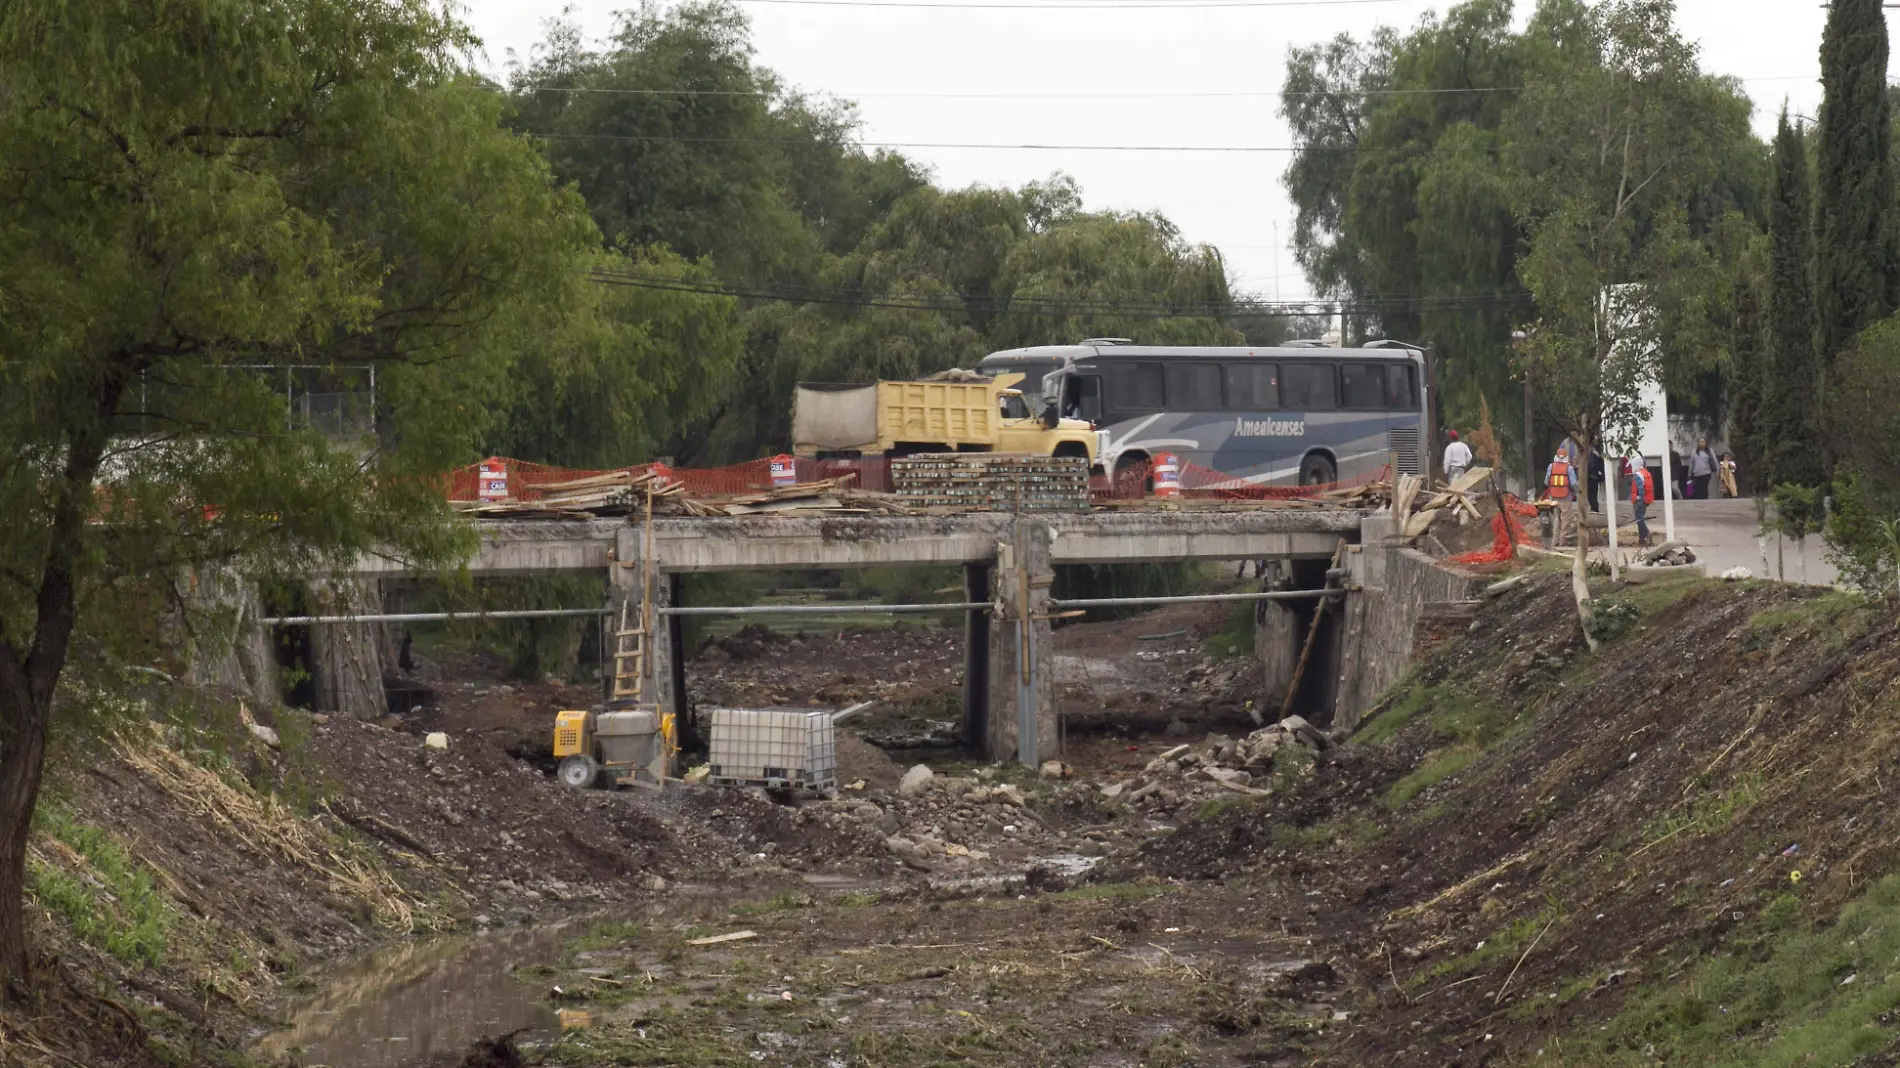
446,452,1386,506
1450,495,1539,566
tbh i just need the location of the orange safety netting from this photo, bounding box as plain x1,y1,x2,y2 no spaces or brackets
1450,494,1540,565
1092,456,1388,502
449,452,1387,505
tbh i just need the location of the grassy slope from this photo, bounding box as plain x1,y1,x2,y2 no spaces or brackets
1327,575,1900,1066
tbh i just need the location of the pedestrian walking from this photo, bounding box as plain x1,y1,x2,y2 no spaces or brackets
1629,454,1654,547
1443,430,1473,483
1687,438,1717,499
1545,448,1578,546
1719,453,1739,498
1587,449,1605,514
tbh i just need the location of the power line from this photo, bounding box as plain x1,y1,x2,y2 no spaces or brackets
735,0,1416,8
510,73,1820,102
585,268,1532,317
534,132,1334,151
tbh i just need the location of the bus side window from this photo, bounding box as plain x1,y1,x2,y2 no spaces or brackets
1105,362,1164,413
1385,365,1418,409
1064,375,1103,422
1342,364,1385,409
1224,364,1279,409
1284,364,1337,410
1165,363,1223,410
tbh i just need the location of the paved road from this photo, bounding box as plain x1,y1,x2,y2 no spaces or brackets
1596,496,1837,586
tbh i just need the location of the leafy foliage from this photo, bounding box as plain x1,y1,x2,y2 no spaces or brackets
1816,0,1900,378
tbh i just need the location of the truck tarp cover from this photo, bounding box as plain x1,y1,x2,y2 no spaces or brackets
793,384,880,450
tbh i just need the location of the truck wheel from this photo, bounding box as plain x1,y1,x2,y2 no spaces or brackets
1299,453,1337,487
558,753,602,790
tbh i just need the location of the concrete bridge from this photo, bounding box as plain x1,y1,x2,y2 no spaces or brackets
322,508,1477,764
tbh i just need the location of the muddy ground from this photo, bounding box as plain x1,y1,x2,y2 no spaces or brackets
15,569,1900,1068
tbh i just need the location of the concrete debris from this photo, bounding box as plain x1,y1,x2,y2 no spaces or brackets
1640,540,1698,567
1721,566,1752,581
897,764,935,796
247,723,281,750
1101,721,1336,814
424,731,450,750
1039,760,1072,780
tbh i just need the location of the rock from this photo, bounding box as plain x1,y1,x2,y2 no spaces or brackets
1158,744,1191,762
898,764,935,797
683,765,712,784
247,722,281,749
1279,715,1332,750
992,784,1027,807
876,813,901,836
1206,767,1254,787
424,732,449,750
852,803,885,824
311,713,330,726
643,874,667,892
1076,839,1105,857
1100,781,1127,799
884,835,923,859
1039,760,1071,780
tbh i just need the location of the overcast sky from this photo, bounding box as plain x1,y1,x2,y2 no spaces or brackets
455,0,1866,305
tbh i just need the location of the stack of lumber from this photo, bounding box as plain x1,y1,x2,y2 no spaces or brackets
1394,467,1493,538
451,469,678,517
891,453,1090,512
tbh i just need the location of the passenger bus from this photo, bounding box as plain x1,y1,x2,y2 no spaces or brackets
975,339,1429,487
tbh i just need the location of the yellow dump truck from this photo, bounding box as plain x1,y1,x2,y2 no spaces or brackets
791,372,1098,464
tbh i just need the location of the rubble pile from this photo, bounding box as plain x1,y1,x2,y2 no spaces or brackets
1097,716,1333,814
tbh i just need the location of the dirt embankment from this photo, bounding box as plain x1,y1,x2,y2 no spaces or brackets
1124,574,1900,1065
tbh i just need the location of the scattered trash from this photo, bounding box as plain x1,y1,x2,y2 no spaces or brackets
1782,843,1799,857
687,930,759,947
555,1008,592,1031
1721,566,1752,581
1790,871,1803,884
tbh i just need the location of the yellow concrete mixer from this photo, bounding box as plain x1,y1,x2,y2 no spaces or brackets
552,707,677,789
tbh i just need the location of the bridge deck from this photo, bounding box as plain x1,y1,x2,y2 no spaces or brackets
351,509,1370,576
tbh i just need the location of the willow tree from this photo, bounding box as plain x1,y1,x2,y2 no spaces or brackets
0,0,600,985
1502,0,1750,645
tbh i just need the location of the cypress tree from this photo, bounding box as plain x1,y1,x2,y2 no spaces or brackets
1816,0,1897,371
1767,112,1826,488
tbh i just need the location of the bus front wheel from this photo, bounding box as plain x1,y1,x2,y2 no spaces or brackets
1298,453,1337,488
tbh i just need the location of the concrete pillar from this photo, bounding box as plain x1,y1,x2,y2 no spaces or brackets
987,521,1056,765
961,563,993,749
1254,561,1299,715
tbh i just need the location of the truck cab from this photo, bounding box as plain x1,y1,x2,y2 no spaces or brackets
992,378,1098,465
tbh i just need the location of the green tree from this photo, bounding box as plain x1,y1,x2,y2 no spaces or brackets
1764,112,1826,490
1815,0,1899,380
1502,0,1750,644
0,0,598,982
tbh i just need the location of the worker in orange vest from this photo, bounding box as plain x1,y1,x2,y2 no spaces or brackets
1629,455,1655,547
1544,448,1578,545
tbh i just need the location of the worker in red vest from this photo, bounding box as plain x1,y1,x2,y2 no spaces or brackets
1544,448,1578,545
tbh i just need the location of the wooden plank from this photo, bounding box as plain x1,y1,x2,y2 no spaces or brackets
686,930,760,946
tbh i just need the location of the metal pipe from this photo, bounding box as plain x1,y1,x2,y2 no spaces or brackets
260,608,611,625
1052,588,1340,610
660,602,988,618
831,700,876,724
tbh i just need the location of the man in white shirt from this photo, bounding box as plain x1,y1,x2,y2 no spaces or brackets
1443,430,1473,483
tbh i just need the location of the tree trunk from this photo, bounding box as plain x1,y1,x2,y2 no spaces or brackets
1572,493,1599,652
0,682,48,989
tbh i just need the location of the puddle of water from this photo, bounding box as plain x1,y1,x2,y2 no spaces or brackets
252,920,599,1068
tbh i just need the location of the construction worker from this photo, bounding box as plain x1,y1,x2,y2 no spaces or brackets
1443,430,1473,483
1544,448,1578,545
1629,454,1654,547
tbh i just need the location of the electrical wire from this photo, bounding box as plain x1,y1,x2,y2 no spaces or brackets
733,0,1417,8
532,131,1368,151
585,267,1533,317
